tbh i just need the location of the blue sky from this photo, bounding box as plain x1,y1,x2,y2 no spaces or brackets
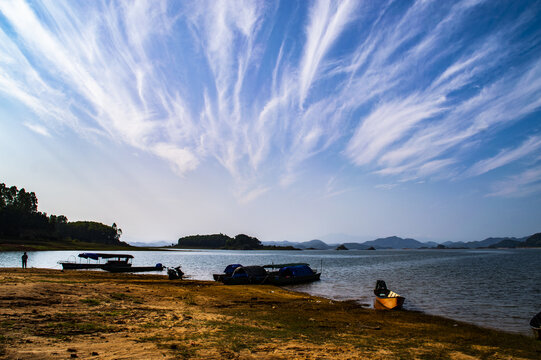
1,0,540,244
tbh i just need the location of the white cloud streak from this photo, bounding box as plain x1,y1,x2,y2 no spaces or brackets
487,166,541,198
1,0,541,200
23,122,51,137
467,135,541,177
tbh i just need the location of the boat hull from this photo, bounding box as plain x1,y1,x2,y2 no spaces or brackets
59,262,103,270
213,274,227,281
103,265,163,273
374,296,405,310
269,272,321,285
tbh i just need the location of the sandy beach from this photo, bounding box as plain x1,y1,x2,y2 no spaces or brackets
0,268,539,359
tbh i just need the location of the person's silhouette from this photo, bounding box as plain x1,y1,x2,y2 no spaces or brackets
21,252,28,269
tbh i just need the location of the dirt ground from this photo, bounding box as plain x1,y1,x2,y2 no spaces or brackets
0,268,539,359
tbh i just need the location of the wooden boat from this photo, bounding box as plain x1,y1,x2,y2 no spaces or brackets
58,253,134,270
221,266,268,285
530,312,541,340
374,296,405,310
373,280,405,310
267,264,321,285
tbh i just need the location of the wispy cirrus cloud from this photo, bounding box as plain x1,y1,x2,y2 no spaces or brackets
23,122,51,137
467,135,541,177
341,0,541,187
487,166,541,198
1,0,541,200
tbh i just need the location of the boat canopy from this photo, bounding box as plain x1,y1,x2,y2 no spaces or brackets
77,253,134,260
223,264,242,275
278,264,314,277
232,266,267,278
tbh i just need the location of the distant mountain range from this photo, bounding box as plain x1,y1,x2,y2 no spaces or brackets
442,236,528,248
263,234,539,250
131,233,540,250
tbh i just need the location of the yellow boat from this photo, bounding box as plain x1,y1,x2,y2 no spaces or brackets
373,280,405,310
374,295,405,310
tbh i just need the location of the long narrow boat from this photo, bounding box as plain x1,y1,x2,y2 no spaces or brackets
58,253,134,270
373,280,405,310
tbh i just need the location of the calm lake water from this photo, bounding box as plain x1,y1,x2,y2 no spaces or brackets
1,248,540,335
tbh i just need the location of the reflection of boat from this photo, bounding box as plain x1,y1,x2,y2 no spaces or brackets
267,264,321,285
59,253,133,270
530,312,541,340
373,280,405,310
221,266,268,285
213,264,242,282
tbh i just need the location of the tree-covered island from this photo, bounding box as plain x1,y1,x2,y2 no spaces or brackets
174,233,298,250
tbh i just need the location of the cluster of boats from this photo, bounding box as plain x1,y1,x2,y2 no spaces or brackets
58,254,321,286
212,263,321,285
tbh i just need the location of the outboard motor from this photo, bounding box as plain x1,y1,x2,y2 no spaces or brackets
168,266,184,280
374,280,390,297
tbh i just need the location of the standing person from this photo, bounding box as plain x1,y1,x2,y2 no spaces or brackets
21,252,28,269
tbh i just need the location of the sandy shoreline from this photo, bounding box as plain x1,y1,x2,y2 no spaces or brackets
0,268,539,359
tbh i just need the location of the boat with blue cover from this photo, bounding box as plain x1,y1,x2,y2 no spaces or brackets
267,264,321,285
215,263,321,285
221,265,268,285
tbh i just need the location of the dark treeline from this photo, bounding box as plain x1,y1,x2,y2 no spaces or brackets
176,233,298,250
176,233,263,250
0,182,125,246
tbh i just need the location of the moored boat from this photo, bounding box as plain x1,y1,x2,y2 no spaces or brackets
221,265,268,285
102,263,164,273
373,280,405,310
213,264,242,282
58,253,134,270
267,264,321,285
